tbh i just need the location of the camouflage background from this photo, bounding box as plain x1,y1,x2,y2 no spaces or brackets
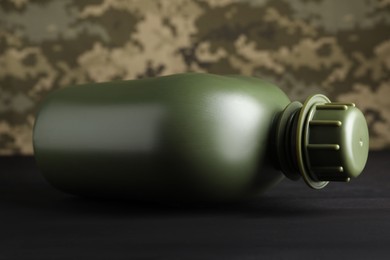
0,0,389,155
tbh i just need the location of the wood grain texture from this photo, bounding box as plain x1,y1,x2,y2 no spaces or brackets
0,151,389,259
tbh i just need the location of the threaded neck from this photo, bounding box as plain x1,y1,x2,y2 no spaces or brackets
276,95,332,189
275,101,302,181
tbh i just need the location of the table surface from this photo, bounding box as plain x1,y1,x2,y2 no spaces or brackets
1,151,389,259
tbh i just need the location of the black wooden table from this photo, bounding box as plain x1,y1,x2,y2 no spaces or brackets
1,152,389,259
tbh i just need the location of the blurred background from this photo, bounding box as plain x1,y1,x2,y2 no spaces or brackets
0,0,389,155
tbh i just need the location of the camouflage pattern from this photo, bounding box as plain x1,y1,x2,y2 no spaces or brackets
0,0,389,155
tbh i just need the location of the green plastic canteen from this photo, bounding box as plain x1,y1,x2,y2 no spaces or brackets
33,73,369,202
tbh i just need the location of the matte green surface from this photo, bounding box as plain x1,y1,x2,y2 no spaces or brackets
33,73,369,201
33,73,290,202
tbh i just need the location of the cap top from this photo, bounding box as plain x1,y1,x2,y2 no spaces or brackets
299,96,369,188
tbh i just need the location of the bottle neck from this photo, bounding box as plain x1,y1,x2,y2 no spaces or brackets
275,95,332,189
275,101,302,181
